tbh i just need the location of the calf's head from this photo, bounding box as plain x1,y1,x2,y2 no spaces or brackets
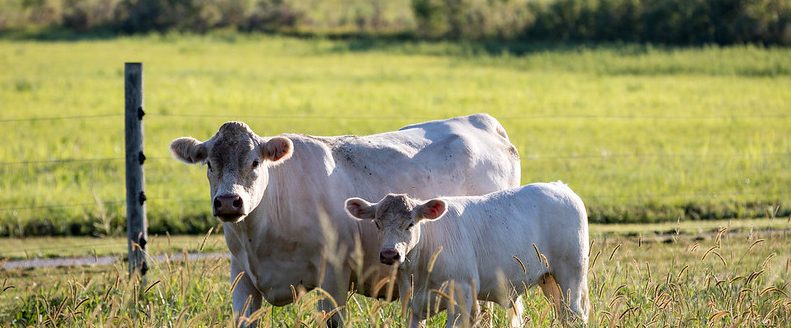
170,122,293,223
345,194,446,265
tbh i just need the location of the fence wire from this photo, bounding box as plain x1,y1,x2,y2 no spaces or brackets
2,152,789,167
0,158,123,167
0,114,122,123
149,112,791,120
1,191,787,213
0,112,788,214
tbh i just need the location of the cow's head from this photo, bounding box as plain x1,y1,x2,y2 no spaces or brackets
170,122,293,223
345,194,446,265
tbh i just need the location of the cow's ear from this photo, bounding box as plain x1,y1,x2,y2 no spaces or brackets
170,137,208,164
416,199,447,221
345,198,376,220
260,137,293,166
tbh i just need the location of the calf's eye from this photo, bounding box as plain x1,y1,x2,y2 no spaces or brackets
407,223,415,229
207,162,213,172
252,160,260,169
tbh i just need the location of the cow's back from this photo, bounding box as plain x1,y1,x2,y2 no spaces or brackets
243,114,521,301
291,114,519,296
299,114,519,202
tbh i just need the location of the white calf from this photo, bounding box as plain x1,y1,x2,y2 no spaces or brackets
345,182,590,327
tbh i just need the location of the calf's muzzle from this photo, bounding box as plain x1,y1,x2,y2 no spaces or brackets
380,248,400,265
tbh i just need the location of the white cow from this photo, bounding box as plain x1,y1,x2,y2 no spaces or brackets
169,114,520,326
345,182,590,327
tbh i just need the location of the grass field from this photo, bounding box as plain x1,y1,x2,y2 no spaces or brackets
1,34,790,236
1,219,789,326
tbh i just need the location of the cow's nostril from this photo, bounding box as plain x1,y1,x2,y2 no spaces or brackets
232,197,242,209
213,198,221,210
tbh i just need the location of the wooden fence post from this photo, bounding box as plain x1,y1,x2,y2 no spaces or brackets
125,62,148,276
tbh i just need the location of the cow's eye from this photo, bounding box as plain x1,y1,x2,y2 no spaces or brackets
374,221,382,229
252,160,260,169
407,223,415,229
207,162,213,172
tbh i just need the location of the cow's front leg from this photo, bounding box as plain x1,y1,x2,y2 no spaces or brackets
408,312,426,328
231,258,262,327
317,268,350,327
445,283,475,328
398,273,426,328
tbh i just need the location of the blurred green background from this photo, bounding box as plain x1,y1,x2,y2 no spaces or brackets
1,0,789,45
1,0,790,237
1,36,789,236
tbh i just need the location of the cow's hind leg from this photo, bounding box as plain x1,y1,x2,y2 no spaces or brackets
554,264,589,324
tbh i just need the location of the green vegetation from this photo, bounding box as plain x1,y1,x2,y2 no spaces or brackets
412,0,791,44
1,220,789,326
0,233,226,260
2,218,788,260
0,35,790,236
2,0,790,45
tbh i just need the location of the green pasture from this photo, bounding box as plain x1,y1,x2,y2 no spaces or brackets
1,217,788,261
0,34,790,236
1,219,789,326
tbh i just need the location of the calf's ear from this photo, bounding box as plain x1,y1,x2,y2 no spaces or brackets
345,198,376,220
259,136,293,166
416,199,447,221
170,137,208,164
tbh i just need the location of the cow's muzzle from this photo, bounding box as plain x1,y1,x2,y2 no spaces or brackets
213,194,245,222
380,248,400,265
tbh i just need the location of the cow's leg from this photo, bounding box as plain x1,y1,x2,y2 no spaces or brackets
407,312,426,328
231,258,262,327
445,283,474,328
506,295,525,328
554,265,589,323
318,268,350,327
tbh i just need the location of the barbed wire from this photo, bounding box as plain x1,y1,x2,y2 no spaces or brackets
0,197,208,212
0,201,127,212
0,112,785,126
0,114,122,123
2,151,789,168
588,191,788,200
0,192,785,256
0,110,787,166
522,152,791,160
0,112,788,217
0,157,123,167
0,191,787,213
148,112,791,120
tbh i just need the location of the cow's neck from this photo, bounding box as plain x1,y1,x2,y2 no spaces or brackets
225,144,333,250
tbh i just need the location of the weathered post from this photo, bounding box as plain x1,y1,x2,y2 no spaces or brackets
125,63,148,276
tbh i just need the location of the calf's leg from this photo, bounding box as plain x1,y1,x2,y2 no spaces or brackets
506,295,525,328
